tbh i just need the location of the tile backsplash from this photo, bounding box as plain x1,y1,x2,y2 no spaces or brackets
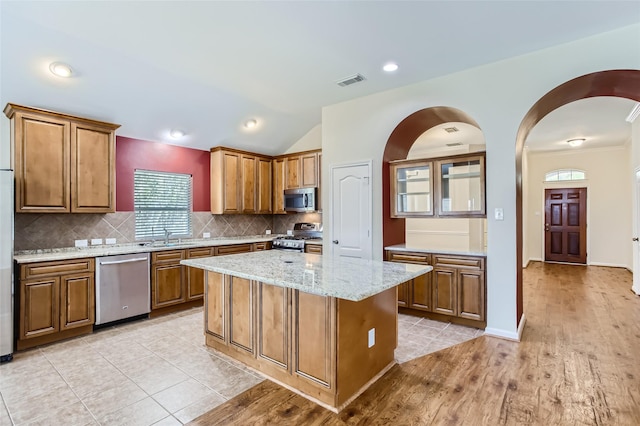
14,211,322,251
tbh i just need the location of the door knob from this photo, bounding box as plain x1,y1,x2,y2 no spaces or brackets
633,237,639,242
332,240,339,244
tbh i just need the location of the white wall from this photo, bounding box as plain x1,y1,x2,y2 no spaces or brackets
525,147,632,269
285,124,321,153
321,24,640,338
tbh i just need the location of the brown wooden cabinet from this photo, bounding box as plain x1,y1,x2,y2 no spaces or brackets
210,147,273,214
304,243,323,255
151,250,186,309
284,150,319,190
272,158,286,214
4,104,119,213
17,258,95,350
186,247,214,300
386,249,486,328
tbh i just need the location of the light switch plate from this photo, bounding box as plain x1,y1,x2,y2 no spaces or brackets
74,239,88,248
494,208,504,221
105,238,116,245
91,238,103,245
368,328,375,348
203,232,211,238
265,229,271,235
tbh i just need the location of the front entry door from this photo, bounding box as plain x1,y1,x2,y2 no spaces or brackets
330,162,372,259
544,188,587,264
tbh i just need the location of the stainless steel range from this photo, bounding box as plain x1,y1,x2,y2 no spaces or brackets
272,222,322,252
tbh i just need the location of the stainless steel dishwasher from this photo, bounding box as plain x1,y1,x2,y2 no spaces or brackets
95,252,150,325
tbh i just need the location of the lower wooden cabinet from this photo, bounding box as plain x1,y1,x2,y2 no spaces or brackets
186,247,214,300
18,258,95,350
386,249,486,327
151,250,186,309
304,243,323,255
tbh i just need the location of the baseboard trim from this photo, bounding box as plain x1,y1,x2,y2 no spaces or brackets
588,262,631,269
484,314,526,342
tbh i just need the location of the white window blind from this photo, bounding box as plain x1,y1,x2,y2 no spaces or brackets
134,169,192,240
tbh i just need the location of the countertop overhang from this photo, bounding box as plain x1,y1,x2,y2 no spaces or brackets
181,250,432,302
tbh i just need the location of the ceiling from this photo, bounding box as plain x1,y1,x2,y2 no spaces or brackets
1,1,639,155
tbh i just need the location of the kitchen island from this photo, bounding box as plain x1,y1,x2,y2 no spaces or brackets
182,250,431,412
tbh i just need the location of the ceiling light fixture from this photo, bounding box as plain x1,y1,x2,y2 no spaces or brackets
49,62,73,78
169,129,185,139
626,102,640,123
244,119,257,129
567,138,585,147
383,62,398,72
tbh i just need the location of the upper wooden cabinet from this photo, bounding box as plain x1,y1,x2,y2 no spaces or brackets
4,104,120,213
390,152,485,218
284,150,319,190
272,158,286,214
210,147,272,214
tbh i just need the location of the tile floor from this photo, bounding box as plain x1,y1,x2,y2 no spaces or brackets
0,308,481,426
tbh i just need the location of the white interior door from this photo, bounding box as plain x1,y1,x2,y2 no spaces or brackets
633,168,640,295
330,161,372,259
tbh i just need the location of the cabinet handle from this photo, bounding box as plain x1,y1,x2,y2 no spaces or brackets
100,257,148,266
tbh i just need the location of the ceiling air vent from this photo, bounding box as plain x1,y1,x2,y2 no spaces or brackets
446,142,463,147
336,73,366,87
444,127,459,133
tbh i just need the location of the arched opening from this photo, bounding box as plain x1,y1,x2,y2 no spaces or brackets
382,107,482,250
516,69,640,326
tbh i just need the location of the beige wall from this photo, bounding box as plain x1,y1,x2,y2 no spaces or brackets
285,124,321,153
525,146,631,268
321,24,640,338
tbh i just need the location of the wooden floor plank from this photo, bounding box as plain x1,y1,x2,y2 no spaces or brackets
189,262,640,425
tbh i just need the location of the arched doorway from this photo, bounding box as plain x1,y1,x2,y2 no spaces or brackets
382,106,481,249
516,69,640,327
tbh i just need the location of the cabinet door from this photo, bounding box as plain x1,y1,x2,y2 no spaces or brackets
436,154,485,217
228,277,255,355
60,273,95,330
410,273,432,311
70,122,115,213
186,247,214,300
272,158,286,214
257,157,272,213
432,267,457,316
285,156,301,189
205,271,226,343
14,113,70,213
241,155,257,213
292,291,335,388
20,277,60,339
390,160,433,218
397,281,409,308
300,152,318,188
151,263,185,309
257,283,289,370
223,151,242,213
457,270,485,321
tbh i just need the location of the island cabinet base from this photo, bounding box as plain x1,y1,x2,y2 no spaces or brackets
204,271,398,412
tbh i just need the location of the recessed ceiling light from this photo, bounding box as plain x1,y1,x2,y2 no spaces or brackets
383,62,398,72
169,129,185,139
567,138,585,147
49,62,73,78
244,119,257,129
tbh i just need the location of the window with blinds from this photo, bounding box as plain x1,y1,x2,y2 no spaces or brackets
134,169,193,240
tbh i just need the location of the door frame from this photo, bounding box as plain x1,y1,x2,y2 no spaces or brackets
540,182,589,264
633,167,640,295
329,160,373,259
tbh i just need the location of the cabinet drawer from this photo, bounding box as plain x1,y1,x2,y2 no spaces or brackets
152,250,185,264
215,244,253,256
253,242,272,251
21,258,95,280
386,251,430,265
187,247,214,258
432,255,484,270
304,244,323,255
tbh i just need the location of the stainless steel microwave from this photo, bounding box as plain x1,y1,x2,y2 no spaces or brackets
284,187,317,212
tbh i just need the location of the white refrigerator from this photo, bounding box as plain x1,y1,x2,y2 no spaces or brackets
0,169,14,362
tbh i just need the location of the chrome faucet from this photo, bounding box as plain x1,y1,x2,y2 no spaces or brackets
163,228,173,244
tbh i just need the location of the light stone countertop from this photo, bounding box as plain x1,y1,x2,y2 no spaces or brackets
181,250,432,302
303,239,323,245
384,244,487,257
13,235,278,264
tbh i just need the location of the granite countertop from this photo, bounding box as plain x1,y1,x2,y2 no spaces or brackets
181,250,432,302
304,239,323,245
13,235,279,264
384,244,487,257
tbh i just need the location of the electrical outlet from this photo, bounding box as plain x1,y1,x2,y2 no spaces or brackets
74,239,88,248
287,230,293,236
266,229,271,235
368,328,375,348
105,238,116,245
203,232,211,238
91,238,103,245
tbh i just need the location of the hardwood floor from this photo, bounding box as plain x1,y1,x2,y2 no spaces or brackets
189,262,640,425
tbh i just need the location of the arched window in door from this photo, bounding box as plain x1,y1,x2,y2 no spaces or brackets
544,169,586,182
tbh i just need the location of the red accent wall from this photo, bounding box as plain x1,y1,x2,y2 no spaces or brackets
116,136,210,211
